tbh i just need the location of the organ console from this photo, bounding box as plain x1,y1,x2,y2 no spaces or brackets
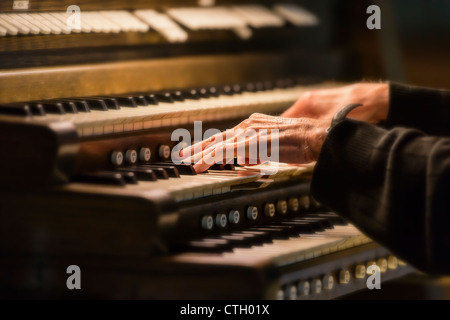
0,0,413,300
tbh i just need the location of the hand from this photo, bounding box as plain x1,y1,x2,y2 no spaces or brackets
180,113,330,173
282,82,389,124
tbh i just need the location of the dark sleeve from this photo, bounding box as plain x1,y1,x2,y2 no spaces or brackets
311,119,450,275
386,82,450,135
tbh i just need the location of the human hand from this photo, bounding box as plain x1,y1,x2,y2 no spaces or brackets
282,82,389,124
179,113,330,173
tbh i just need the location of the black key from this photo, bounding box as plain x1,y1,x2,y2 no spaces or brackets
197,88,210,98
56,101,78,113
205,235,252,248
118,171,138,184
185,239,233,253
206,87,219,97
279,221,315,234
132,95,148,106
141,167,168,179
141,165,180,178
263,81,274,91
92,97,120,110
171,91,184,101
305,212,348,226
62,99,90,112
117,167,157,181
71,172,126,186
209,163,235,171
221,84,242,95
240,230,273,243
155,93,174,103
40,102,66,114
0,104,32,117
248,227,290,240
73,98,108,111
288,218,325,232
153,162,197,175
143,94,158,105
299,216,333,229
28,103,45,116
99,96,136,108
264,225,300,237
243,82,257,92
183,89,200,100
229,232,265,246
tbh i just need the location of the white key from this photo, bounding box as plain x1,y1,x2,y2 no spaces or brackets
231,5,285,28
7,14,40,34
167,7,247,31
0,14,30,34
134,10,187,42
34,84,337,137
20,13,52,34
38,13,72,34
49,12,85,33
0,16,19,35
102,10,149,33
0,25,7,36
273,4,320,27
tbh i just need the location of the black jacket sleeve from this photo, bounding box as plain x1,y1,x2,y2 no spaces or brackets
385,82,450,135
311,118,450,275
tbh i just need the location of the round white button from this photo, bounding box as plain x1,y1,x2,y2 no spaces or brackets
339,269,350,284
158,145,171,159
299,195,310,210
125,149,138,164
276,200,288,215
311,279,322,294
387,256,398,270
322,274,334,290
139,147,152,162
276,289,284,300
201,216,214,230
297,281,310,296
366,260,377,274
288,198,299,212
110,151,124,166
285,285,297,300
377,258,388,272
246,206,258,220
354,265,366,279
228,210,240,224
264,203,275,217
215,213,227,228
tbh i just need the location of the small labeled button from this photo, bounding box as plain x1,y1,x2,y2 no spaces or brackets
110,151,124,166
288,198,299,212
322,274,334,290
215,213,227,228
387,256,398,270
201,216,214,230
125,149,138,164
284,285,297,300
228,210,240,225
297,281,310,296
354,265,366,279
377,258,388,272
139,147,152,162
264,203,275,217
339,269,350,284
299,195,310,210
311,279,322,294
158,145,171,160
276,200,288,215
246,206,258,220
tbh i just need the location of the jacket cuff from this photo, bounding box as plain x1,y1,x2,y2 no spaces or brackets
311,119,387,210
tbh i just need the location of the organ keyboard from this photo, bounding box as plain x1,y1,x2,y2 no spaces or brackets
0,0,413,300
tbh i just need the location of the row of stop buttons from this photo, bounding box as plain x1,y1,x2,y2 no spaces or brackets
110,145,171,166
201,196,312,230
278,255,404,299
